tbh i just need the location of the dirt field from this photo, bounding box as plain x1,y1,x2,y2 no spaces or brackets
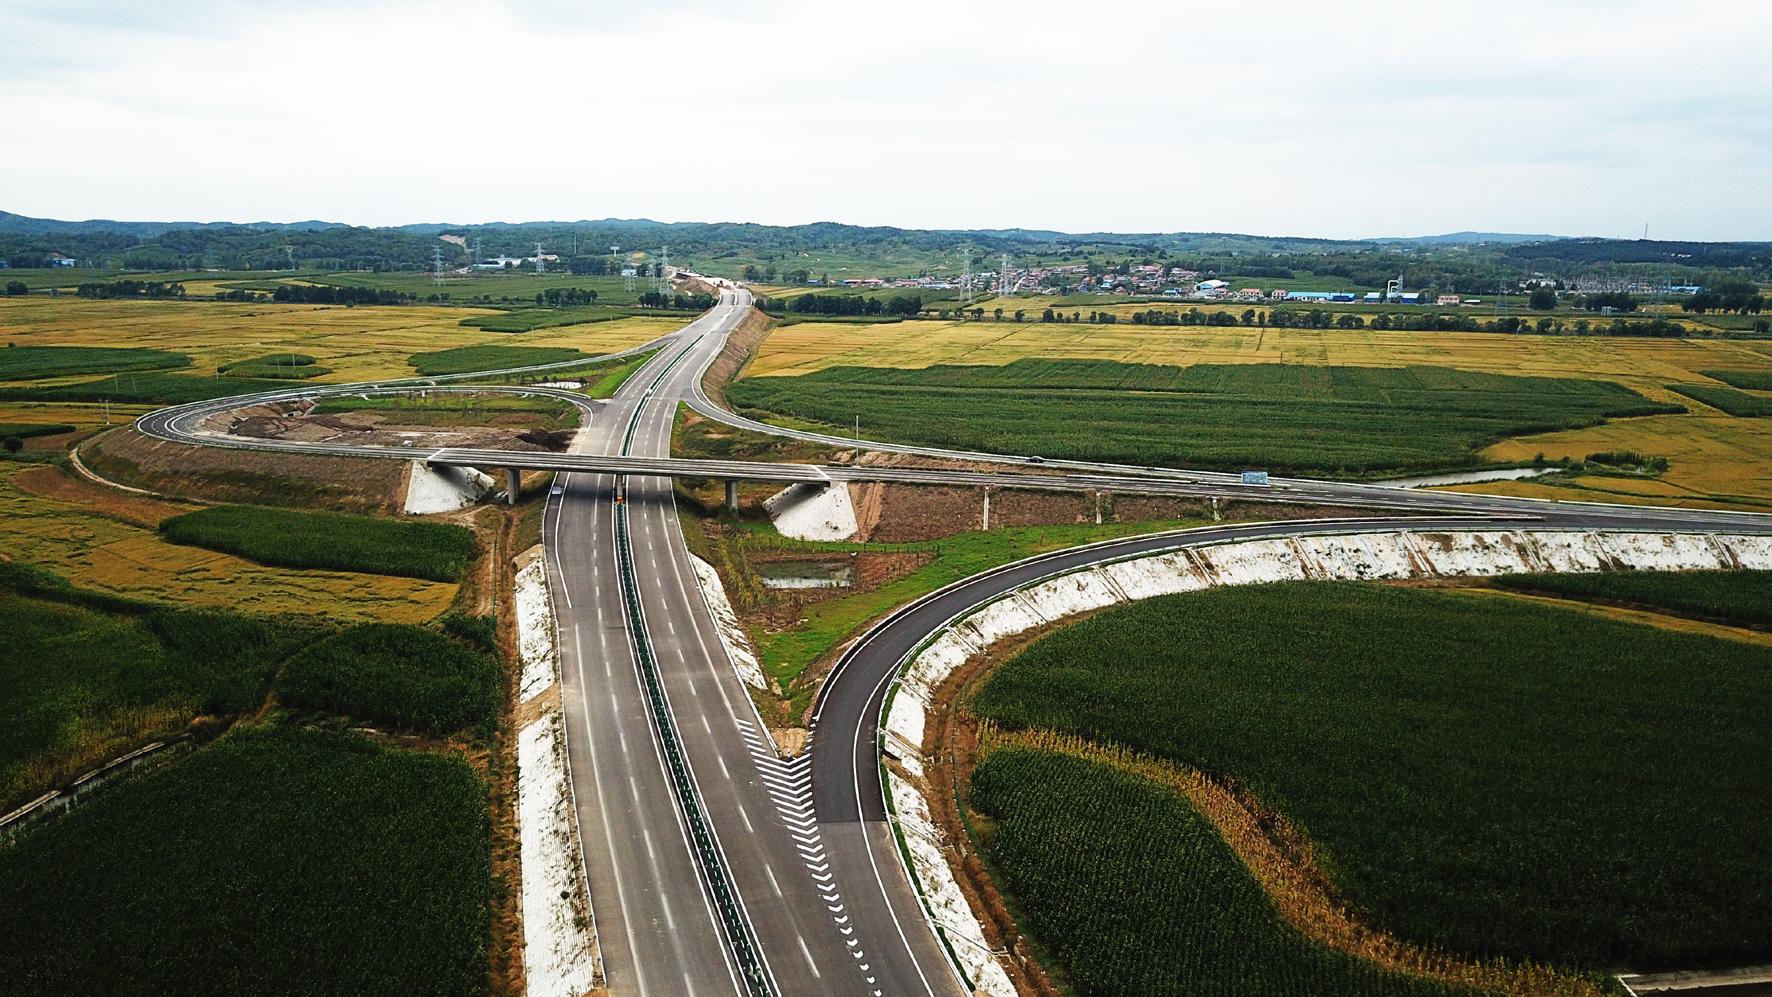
0,297,677,384
83,428,410,511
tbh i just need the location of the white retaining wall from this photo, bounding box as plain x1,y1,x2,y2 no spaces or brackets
690,554,768,690
883,528,1772,993
511,544,601,995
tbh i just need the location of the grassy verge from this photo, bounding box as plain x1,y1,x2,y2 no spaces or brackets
582,350,656,398
688,517,1210,711
158,505,476,582
313,392,578,430
1492,568,1772,628
0,725,490,996
728,359,1682,476
972,581,1772,971
277,623,501,736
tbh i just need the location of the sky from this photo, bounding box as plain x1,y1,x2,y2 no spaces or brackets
3,0,1769,241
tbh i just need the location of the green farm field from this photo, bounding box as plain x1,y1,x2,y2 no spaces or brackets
728,359,1677,475
742,317,1772,507
0,345,191,380
0,725,491,997
158,505,477,582
1492,569,1772,629
1667,382,1772,416
0,562,323,810
969,746,1480,997
970,581,1772,973
277,623,501,736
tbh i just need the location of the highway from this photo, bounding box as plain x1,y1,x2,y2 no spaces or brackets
130,286,1772,996
542,292,958,996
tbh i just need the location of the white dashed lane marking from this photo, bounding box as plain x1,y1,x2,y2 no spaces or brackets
738,720,882,994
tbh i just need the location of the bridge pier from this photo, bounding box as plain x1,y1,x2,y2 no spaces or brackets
982,486,994,531
725,479,739,513
505,467,521,506
1094,490,1105,525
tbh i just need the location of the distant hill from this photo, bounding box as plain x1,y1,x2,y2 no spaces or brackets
1,210,1764,279
1370,231,1565,246
0,211,341,237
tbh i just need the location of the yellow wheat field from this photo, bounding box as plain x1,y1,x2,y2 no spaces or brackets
0,297,676,384
0,466,457,621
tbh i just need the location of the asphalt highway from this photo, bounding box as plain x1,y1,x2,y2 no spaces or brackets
129,285,1772,996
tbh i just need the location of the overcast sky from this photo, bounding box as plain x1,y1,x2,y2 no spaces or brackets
3,0,1768,240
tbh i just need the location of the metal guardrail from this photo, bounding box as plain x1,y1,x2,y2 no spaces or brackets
611,336,775,996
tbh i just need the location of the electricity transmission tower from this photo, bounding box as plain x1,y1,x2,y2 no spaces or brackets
534,242,546,274
960,249,974,305
998,253,1013,297
432,246,445,286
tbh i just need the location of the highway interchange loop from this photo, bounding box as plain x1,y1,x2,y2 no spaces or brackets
133,287,1772,996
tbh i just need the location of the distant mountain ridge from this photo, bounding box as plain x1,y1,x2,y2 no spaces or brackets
0,210,341,237
0,210,1571,249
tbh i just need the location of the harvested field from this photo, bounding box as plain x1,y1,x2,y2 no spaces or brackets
0,296,674,383
0,464,455,621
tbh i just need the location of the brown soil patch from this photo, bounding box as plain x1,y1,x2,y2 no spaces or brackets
487,505,525,996
11,463,197,527
700,305,772,408
231,405,555,453
84,427,407,512
770,727,808,757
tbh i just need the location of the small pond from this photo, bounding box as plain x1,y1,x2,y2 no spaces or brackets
757,560,855,590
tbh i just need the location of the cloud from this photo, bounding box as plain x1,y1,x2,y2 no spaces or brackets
2,0,1768,239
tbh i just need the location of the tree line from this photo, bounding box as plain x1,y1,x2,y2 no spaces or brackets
270,285,416,305
761,293,923,317
536,287,599,307
636,291,717,310
76,280,187,299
